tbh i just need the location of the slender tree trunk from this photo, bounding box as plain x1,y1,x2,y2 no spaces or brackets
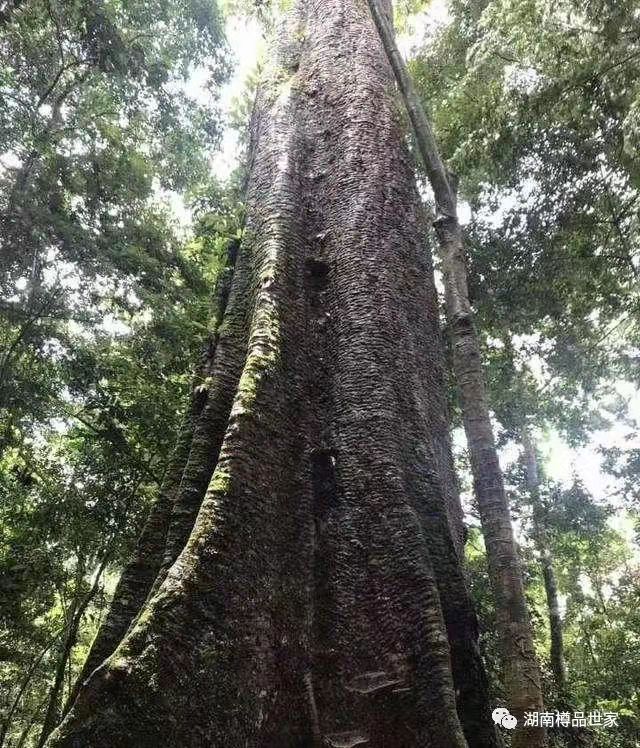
36,554,109,748
36,610,81,748
521,428,568,694
15,695,49,748
540,555,566,688
46,2,499,745
365,4,547,746
0,640,56,748
521,429,595,748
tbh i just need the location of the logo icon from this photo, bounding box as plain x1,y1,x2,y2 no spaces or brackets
492,707,518,730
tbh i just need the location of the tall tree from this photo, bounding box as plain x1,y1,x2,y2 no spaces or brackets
521,428,568,697
46,1,499,746
366,3,546,745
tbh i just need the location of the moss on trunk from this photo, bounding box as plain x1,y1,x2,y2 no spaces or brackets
47,2,499,746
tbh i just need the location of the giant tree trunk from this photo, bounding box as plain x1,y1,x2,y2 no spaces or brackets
46,2,499,746
365,4,547,747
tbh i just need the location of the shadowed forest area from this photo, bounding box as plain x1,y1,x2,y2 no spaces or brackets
1,0,639,746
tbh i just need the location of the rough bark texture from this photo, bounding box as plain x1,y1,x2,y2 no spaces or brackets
365,4,547,746
47,2,499,746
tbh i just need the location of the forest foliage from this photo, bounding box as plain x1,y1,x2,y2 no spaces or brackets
0,0,639,746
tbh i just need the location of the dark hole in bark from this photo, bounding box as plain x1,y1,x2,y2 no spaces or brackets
305,258,330,292
227,236,240,266
310,449,339,520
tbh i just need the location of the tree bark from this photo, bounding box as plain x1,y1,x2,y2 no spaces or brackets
365,3,547,747
152,237,244,586
46,2,499,745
